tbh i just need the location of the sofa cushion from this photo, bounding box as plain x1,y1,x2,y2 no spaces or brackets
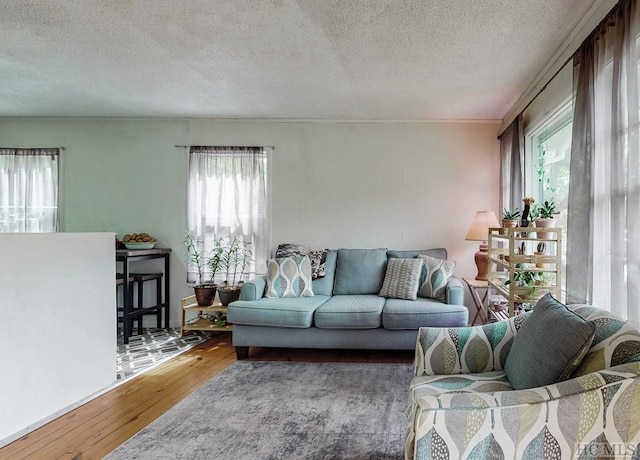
227,296,330,328
265,256,314,298
378,258,423,300
314,295,384,329
417,254,456,302
275,243,328,279
312,249,337,297
333,248,388,295
387,248,448,261
505,294,596,390
382,298,469,329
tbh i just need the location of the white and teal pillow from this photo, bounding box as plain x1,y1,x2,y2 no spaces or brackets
379,258,423,300
417,254,456,302
265,256,314,298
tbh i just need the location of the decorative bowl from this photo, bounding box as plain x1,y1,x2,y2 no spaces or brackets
124,241,157,249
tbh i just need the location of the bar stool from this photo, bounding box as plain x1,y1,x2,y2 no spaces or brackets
116,274,138,334
130,272,164,334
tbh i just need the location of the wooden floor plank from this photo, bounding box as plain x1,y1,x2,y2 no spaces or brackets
0,333,413,460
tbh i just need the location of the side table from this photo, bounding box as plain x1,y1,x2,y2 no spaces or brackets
462,278,488,325
181,295,233,336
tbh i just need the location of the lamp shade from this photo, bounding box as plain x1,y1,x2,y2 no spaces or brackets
465,211,500,241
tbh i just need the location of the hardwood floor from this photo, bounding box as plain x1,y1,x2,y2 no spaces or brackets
1,333,413,460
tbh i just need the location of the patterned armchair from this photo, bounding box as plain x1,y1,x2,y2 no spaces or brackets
405,305,640,459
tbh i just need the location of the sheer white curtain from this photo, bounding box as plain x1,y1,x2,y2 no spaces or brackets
0,148,59,233
187,146,269,282
567,0,640,327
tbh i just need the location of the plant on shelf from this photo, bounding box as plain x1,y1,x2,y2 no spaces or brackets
502,208,520,228
537,200,559,219
184,232,223,306
505,262,545,298
217,236,253,306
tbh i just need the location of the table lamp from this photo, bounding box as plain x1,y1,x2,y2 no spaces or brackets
465,210,500,281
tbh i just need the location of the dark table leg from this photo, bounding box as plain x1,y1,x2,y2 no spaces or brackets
164,253,170,328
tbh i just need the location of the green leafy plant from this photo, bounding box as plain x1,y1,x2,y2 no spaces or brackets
184,232,224,286
537,200,559,219
537,147,556,199
505,262,545,298
502,208,521,220
218,236,253,289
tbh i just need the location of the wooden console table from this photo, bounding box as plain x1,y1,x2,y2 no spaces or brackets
116,247,171,344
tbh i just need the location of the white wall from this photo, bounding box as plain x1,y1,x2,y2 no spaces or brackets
0,232,115,446
0,118,500,322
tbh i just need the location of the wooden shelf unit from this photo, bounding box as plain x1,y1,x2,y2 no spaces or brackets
487,226,562,318
180,295,233,336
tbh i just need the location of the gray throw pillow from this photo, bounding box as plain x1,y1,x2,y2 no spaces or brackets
379,258,423,300
505,294,596,390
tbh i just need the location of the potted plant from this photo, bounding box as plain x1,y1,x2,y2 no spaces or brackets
505,262,545,299
217,236,253,306
534,200,559,239
184,232,223,306
501,208,520,229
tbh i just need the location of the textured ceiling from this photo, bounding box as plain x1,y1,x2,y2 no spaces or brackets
0,0,594,120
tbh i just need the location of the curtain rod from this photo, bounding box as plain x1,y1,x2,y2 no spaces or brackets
175,145,275,150
0,146,65,150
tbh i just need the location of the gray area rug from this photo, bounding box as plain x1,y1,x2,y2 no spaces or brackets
105,361,413,460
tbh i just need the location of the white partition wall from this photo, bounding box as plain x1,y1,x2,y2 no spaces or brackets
0,232,116,446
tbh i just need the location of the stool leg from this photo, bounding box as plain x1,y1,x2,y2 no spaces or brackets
156,278,162,328
137,280,144,334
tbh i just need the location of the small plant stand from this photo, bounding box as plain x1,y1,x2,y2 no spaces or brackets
487,227,562,318
181,295,233,336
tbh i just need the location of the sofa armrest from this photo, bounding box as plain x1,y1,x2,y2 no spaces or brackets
239,275,267,301
445,275,464,305
414,313,530,376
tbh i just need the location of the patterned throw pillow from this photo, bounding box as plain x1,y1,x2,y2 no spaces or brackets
265,256,314,298
417,254,456,302
378,258,423,300
275,243,328,279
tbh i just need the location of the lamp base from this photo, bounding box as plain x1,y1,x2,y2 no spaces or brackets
474,241,489,281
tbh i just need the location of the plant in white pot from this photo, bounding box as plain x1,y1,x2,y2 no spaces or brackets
184,232,223,306
534,200,559,239
217,236,252,306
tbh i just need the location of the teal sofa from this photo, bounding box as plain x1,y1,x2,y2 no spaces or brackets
405,299,640,459
227,247,469,359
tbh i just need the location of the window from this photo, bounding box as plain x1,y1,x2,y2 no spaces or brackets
187,146,269,283
0,148,60,232
525,103,573,293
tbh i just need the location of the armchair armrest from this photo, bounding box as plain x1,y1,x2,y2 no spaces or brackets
445,275,464,305
414,313,530,376
407,362,640,460
239,275,267,301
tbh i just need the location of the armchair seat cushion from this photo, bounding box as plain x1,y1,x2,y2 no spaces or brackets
382,298,469,329
228,296,330,328
314,295,384,329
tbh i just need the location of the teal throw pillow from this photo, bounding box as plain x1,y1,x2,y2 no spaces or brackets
379,258,423,300
333,248,388,295
505,294,596,390
265,256,314,298
417,254,455,302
